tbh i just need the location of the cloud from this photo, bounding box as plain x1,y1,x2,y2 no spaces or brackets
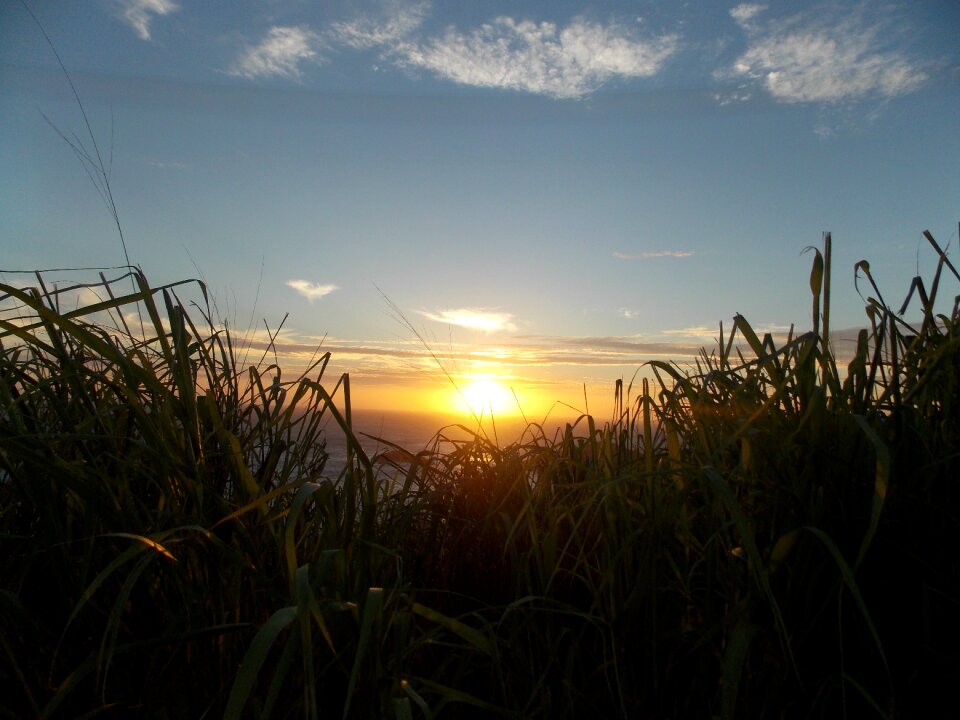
147,159,190,170
286,279,338,301
330,1,429,49
661,325,721,338
398,16,678,99
117,0,178,41
613,250,694,260
327,6,677,99
232,26,322,80
509,334,705,361
644,250,694,258
729,4,766,26
661,322,793,341
247,333,705,377
724,5,927,104
419,308,517,333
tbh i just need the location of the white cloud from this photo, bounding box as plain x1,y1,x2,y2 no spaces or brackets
420,308,517,333
286,279,337,301
661,325,720,339
147,159,190,170
645,250,694,258
232,26,322,80
725,6,927,104
713,86,752,105
729,4,766,26
613,250,693,260
399,16,678,99
661,322,792,341
330,1,429,49
814,123,835,139
118,0,178,41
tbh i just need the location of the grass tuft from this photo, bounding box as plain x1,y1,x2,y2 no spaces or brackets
2,230,959,717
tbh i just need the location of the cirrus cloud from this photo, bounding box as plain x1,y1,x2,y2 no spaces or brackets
232,26,322,80
722,4,927,104
397,16,678,99
613,250,694,260
286,279,338,301
330,1,429,50
419,308,517,333
117,0,178,41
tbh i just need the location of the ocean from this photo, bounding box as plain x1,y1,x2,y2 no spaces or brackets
320,408,583,477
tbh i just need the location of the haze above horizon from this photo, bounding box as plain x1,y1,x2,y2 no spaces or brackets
2,0,958,418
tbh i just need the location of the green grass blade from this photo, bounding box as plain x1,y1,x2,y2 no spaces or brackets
343,587,385,720
852,415,890,570
802,526,890,677
224,606,298,720
411,603,494,657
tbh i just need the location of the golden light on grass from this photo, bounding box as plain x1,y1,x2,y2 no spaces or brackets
5,231,957,717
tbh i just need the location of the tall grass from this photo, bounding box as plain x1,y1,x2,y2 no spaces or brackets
1,230,958,718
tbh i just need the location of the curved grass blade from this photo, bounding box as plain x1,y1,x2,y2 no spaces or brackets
411,602,493,658
802,526,890,679
224,606,298,720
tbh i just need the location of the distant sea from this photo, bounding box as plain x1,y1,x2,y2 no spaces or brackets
321,408,582,477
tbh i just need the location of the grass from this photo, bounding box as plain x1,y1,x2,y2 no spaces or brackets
1,230,958,718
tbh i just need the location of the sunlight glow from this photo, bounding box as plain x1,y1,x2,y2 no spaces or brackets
453,376,518,418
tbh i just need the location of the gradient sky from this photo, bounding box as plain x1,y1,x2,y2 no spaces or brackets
2,1,958,418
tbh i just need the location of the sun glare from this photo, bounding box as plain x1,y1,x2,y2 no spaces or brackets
455,376,518,418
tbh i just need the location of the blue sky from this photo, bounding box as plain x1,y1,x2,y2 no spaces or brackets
2,1,958,415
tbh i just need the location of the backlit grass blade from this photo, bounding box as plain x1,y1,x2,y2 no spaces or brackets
103,532,176,561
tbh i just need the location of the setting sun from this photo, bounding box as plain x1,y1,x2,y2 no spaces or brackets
453,375,518,418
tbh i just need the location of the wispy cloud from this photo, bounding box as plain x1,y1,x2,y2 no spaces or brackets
232,26,322,80
117,0,178,41
660,325,721,339
330,1,429,49
398,16,678,99
325,4,678,99
147,159,190,170
729,3,766,26
419,308,517,333
286,279,338,301
722,4,927,104
613,250,694,260
249,333,705,378
661,322,794,340
644,250,694,258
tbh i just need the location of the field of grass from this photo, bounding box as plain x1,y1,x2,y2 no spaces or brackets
1,232,958,718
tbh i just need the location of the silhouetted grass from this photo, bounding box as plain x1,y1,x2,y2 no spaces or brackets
1,231,957,718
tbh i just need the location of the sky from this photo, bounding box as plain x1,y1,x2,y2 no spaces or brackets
1,0,958,421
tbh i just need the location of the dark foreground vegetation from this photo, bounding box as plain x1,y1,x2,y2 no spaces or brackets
1,233,958,719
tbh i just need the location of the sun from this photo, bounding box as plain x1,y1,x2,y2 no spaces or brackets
454,375,518,418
